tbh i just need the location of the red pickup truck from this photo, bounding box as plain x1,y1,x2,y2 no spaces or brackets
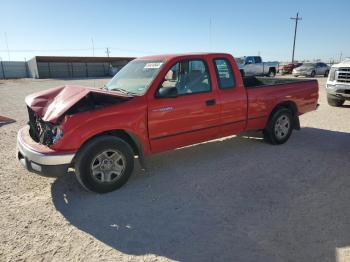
17,53,318,193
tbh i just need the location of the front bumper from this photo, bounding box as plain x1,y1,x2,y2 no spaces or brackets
17,126,75,177
326,83,350,99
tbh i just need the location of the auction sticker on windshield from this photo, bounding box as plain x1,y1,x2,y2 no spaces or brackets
144,62,163,69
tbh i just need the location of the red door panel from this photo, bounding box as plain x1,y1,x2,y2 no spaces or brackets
148,92,220,153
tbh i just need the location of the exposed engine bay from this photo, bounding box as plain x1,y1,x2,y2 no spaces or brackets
27,93,128,146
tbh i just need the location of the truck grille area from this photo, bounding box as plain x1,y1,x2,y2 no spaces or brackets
27,107,55,145
337,68,350,83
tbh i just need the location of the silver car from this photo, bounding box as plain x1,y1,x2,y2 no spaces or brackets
292,62,330,77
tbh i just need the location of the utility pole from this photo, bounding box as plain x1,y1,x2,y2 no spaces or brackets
209,18,212,51
4,32,10,61
339,52,343,62
105,47,111,58
105,47,111,74
290,12,302,63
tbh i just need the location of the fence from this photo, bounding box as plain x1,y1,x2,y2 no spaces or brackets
0,59,129,79
35,62,113,78
0,61,28,79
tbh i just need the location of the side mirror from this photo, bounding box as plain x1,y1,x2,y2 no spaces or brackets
156,86,178,98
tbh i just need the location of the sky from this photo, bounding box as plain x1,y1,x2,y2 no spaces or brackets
0,0,349,62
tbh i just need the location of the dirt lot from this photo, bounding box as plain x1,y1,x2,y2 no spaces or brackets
0,76,350,262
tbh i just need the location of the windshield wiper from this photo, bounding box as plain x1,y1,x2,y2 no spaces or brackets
110,88,138,96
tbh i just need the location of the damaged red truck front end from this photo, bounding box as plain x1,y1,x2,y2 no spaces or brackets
17,85,134,176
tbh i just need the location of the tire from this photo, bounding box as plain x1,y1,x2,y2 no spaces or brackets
268,68,276,77
74,136,134,193
310,71,316,77
327,94,345,107
263,108,293,145
324,70,329,77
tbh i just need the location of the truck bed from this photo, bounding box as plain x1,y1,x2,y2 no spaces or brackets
243,76,315,89
243,76,319,131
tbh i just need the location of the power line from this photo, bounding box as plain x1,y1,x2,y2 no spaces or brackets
0,48,95,52
0,46,156,54
290,12,302,63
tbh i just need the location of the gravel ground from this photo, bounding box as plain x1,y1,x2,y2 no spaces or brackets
0,76,350,262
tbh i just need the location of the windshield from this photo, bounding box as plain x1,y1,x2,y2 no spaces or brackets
302,63,316,68
106,59,164,95
235,57,245,65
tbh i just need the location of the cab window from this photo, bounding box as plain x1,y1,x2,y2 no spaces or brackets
245,57,254,64
159,59,211,95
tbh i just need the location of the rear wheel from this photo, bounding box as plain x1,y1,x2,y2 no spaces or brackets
268,68,276,77
327,94,345,107
74,136,134,193
263,108,293,145
324,70,329,77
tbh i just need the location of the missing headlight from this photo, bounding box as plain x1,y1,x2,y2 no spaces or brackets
52,126,64,144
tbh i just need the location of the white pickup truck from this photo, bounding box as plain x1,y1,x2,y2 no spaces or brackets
326,59,350,106
235,56,279,77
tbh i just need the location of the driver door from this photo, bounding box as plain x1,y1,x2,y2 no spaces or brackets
147,59,220,153
244,56,255,76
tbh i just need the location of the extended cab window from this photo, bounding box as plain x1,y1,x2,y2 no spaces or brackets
214,59,235,89
159,59,211,95
254,56,262,63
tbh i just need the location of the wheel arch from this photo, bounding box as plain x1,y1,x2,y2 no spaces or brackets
73,129,146,168
268,101,300,130
269,67,276,73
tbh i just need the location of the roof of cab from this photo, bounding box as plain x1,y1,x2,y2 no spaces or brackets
137,52,233,61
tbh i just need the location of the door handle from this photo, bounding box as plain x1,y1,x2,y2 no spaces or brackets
206,99,216,106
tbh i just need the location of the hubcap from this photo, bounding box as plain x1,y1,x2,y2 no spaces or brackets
90,150,126,183
274,115,290,140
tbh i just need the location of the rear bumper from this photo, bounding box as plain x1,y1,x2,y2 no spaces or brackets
17,126,75,177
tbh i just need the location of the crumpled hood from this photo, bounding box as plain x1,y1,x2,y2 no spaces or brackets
25,85,130,123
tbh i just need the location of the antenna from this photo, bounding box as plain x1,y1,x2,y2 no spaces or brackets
4,32,10,61
290,12,302,63
91,38,95,56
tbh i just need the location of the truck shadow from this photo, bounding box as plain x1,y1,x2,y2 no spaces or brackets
51,127,350,262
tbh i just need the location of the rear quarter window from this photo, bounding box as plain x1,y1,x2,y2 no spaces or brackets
214,59,235,89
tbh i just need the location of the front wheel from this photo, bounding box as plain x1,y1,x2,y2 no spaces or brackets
74,136,134,193
263,108,293,145
327,94,345,107
310,71,316,77
324,70,329,77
